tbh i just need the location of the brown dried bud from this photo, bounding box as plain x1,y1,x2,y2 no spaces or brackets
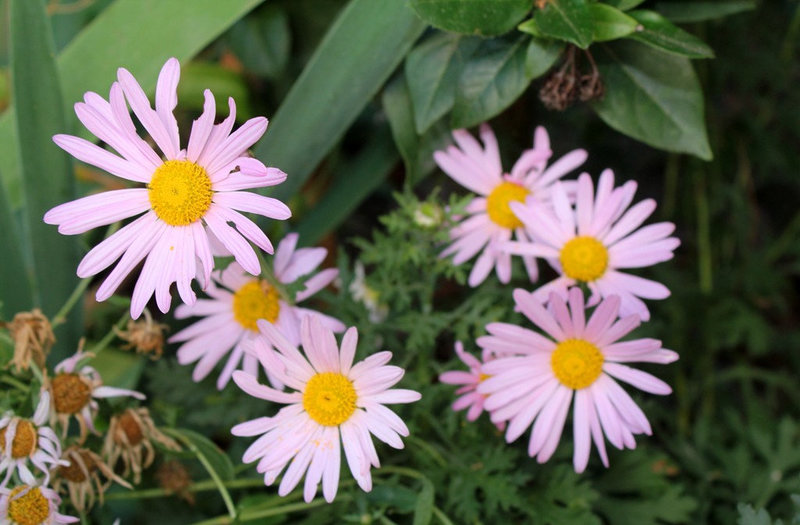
156,460,195,504
115,309,168,360
2,309,55,371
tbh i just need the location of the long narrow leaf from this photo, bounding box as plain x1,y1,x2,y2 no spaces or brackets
253,0,425,201
0,169,32,318
0,0,265,207
10,0,81,350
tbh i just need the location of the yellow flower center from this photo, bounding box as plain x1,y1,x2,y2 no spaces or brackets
559,236,609,282
486,181,529,229
232,280,281,332
148,160,213,226
550,339,604,390
7,486,50,525
51,373,92,414
478,373,490,383
303,373,357,426
0,420,38,459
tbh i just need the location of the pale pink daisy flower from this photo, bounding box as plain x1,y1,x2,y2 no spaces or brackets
505,170,680,321
49,351,145,441
435,123,587,286
477,288,677,473
44,57,291,318
171,233,345,390
1,392,67,487
439,342,496,424
231,316,421,503
0,483,78,524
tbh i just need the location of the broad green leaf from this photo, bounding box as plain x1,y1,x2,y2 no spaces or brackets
592,41,712,160
0,172,31,317
224,4,291,79
451,35,532,128
177,62,252,118
518,18,545,38
254,0,425,201
655,1,755,23
628,10,715,58
10,0,81,349
534,0,594,49
413,477,435,525
383,74,451,186
525,37,564,79
409,0,532,37
167,428,235,482
296,129,398,246
590,4,638,42
604,0,647,10
90,349,145,391
405,33,480,134
0,0,266,208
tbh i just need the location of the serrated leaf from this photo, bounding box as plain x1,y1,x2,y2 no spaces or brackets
413,478,435,525
451,35,531,128
405,33,480,134
737,503,777,525
525,37,565,78
655,1,755,23
628,10,715,59
534,0,594,49
592,41,712,160
10,0,81,354
254,0,425,201
409,0,532,37
590,3,638,42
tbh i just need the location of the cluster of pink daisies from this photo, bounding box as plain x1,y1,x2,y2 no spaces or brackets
438,124,679,472
37,57,420,507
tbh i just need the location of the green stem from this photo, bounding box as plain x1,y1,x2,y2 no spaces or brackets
89,313,129,356
105,477,267,501
433,506,454,525
693,169,713,293
0,375,30,392
192,497,351,525
51,277,91,327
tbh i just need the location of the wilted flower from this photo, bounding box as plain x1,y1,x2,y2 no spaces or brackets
155,460,194,504
1,392,66,487
43,57,291,318
2,309,55,372
435,124,587,286
103,408,180,484
49,350,144,442
0,484,78,524
53,446,131,512
170,233,344,390
232,317,421,503
115,309,169,359
477,288,677,472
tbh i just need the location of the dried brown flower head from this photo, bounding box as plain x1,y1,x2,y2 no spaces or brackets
156,460,195,504
103,408,180,484
53,446,132,512
2,309,55,371
115,309,169,359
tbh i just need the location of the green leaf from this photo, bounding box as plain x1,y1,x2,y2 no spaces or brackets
627,10,715,58
383,74,452,186
177,62,252,118
408,0,532,37
534,0,594,49
405,33,480,134
589,4,638,42
655,1,756,23
451,35,532,128
604,0,647,10
224,4,291,79
592,41,712,160
10,0,81,348
525,37,565,78
90,349,145,391
0,0,266,208
296,129,398,246
253,0,425,201
413,477,435,525
0,171,32,317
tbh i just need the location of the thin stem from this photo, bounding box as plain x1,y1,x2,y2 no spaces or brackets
0,375,30,392
105,478,267,501
51,277,91,327
89,313,129,356
192,497,350,525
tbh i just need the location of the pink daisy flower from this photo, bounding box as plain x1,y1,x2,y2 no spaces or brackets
1,392,66,487
231,317,421,503
170,233,345,390
435,123,587,286
0,483,78,524
477,288,678,473
44,57,291,318
505,170,680,320
439,342,496,424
